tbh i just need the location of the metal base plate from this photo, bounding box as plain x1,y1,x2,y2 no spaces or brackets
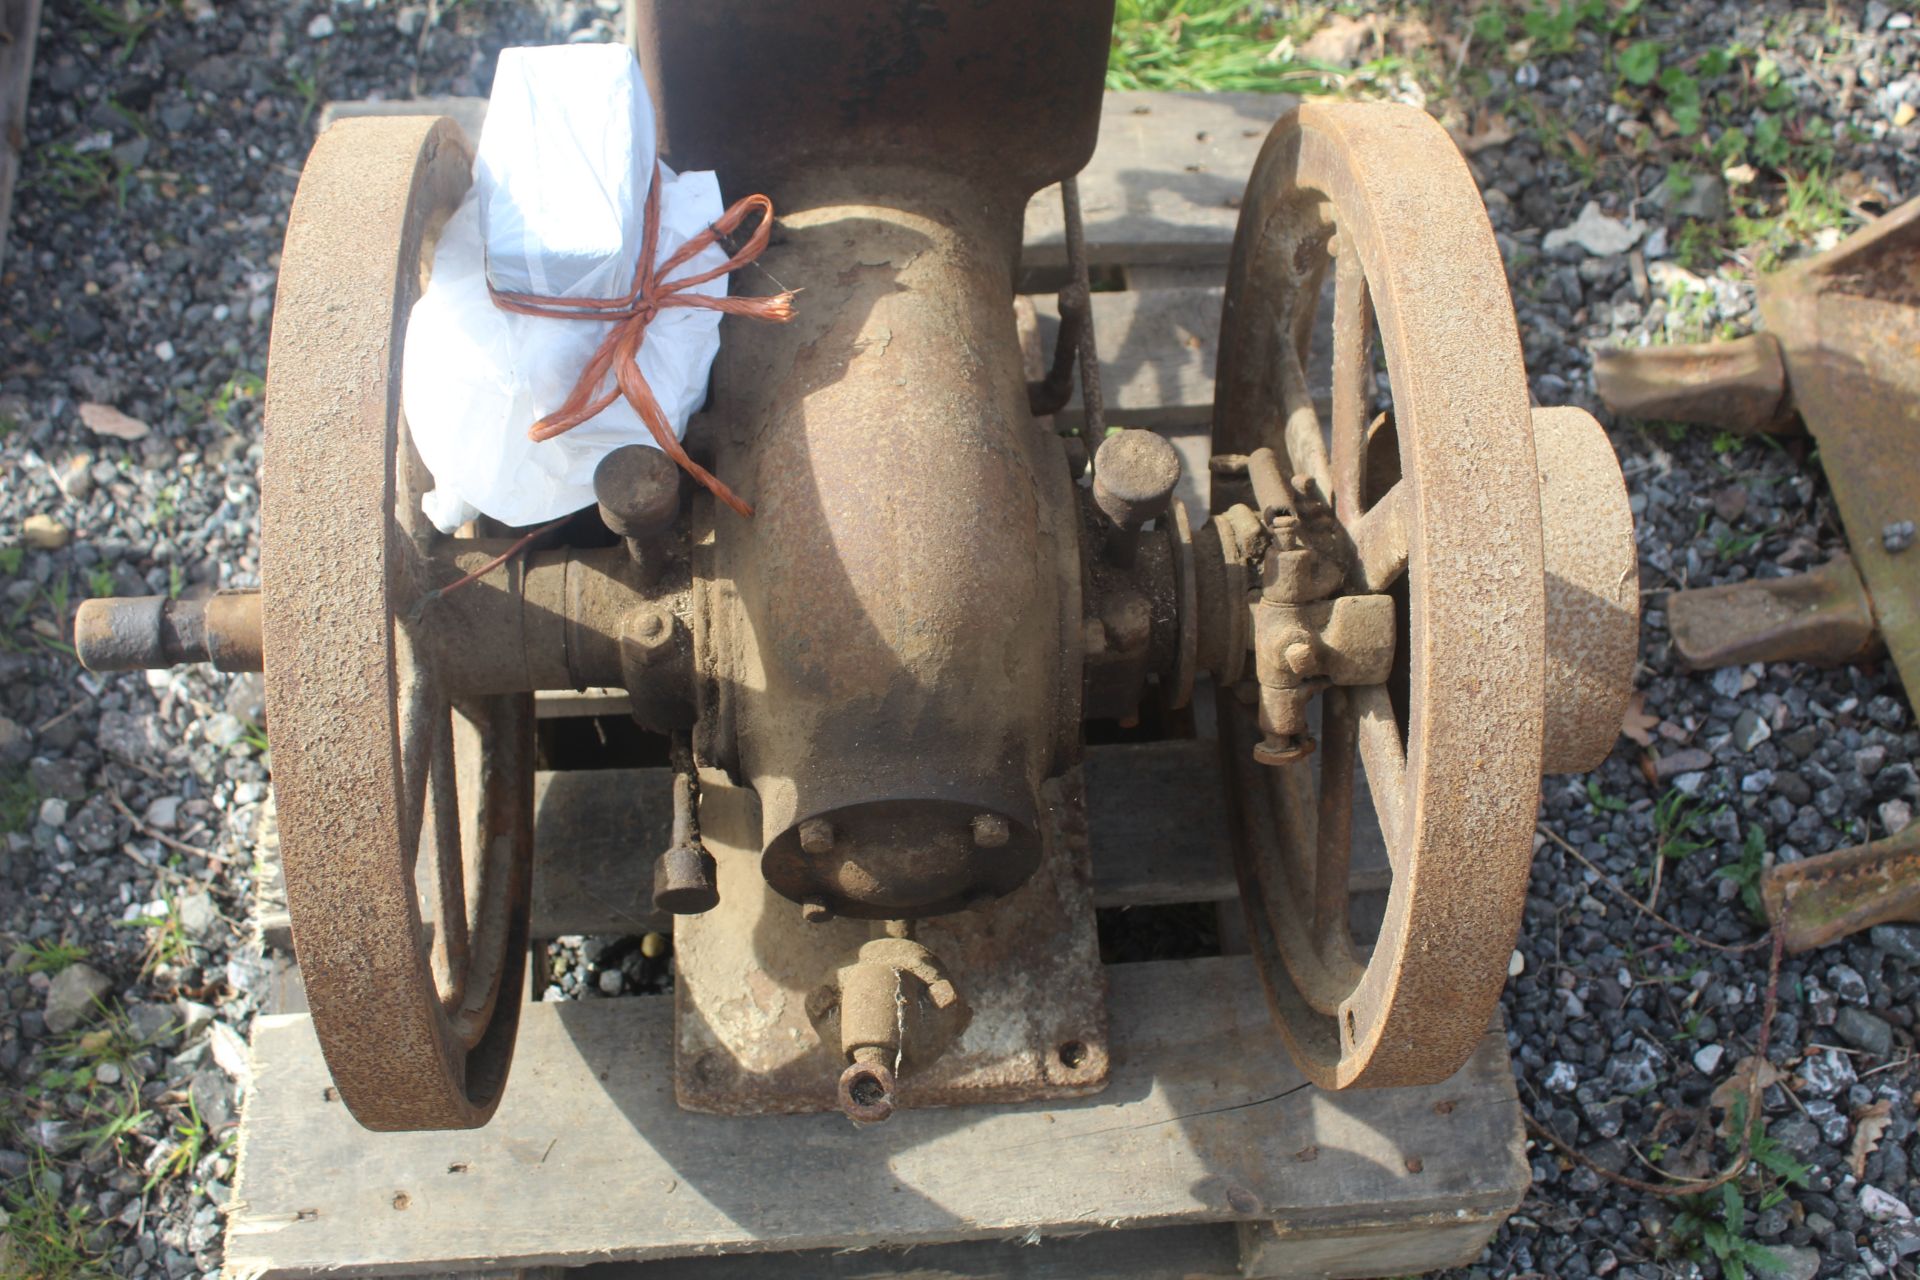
674,770,1109,1115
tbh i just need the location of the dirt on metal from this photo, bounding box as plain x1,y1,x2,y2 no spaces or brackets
260,116,533,1131
1213,101,1557,1091
1764,823,1920,953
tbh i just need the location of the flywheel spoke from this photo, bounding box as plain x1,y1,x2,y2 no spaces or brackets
1346,479,1409,591
1328,246,1374,522
1314,687,1359,961
1351,684,1408,873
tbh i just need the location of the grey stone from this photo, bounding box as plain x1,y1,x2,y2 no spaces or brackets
1605,1039,1661,1093
1766,1245,1820,1280
1886,520,1916,554
1801,1048,1859,1097
1831,964,1870,1003
1768,1113,1821,1159
596,968,624,995
1882,798,1913,835
36,796,67,828
1732,708,1771,752
1858,744,1890,777
1871,924,1920,965
97,710,163,765
175,892,219,939
43,963,113,1034
0,715,29,767
1657,747,1714,779
1544,1060,1579,1093
1692,1043,1725,1075
125,1001,178,1046
202,714,246,749
1834,1007,1895,1058
28,757,85,801
142,795,180,831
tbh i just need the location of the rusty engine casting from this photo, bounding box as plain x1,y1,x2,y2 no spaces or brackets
74,5,1639,1128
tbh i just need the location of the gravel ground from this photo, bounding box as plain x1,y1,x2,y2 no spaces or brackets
2,2,1918,1278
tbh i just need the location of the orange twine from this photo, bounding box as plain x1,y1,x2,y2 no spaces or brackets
488,161,795,517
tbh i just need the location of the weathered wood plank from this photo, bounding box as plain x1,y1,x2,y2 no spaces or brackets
227,957,1526,1279
554,1226,1241,1279
530,741,1240,940
0,0,41,269
259,740,1247,950
530,769,672,938
1032,286,1224,431
321,90,1286,272
1023,91,1290,271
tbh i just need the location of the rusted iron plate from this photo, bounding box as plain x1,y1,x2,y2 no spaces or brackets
1667,553,1881,671
633,0,1112,198
1763,823,1920,954
1535,407,1640,774
674,770,1107,1115
1213,102,1546,1089
1758,197,1920,699
1591,333,1794,435
261,116,533,1130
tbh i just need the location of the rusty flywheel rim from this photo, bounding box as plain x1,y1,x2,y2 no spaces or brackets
261,116,534,1130
1213,101,1546,1089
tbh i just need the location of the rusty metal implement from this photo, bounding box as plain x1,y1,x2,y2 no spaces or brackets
1597,198,1920,955
74,5,1636,1129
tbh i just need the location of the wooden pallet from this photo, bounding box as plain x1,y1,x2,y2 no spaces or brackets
228,90,1529,1280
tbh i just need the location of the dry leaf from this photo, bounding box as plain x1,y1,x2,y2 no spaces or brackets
1710,1055,1790,1137
1621,691,1659,747
79,401,150,441
1850,1100,1893,1178
1299,13,1379,67
1651,106,1682,138
1895,101,1917,130
1451,110,1516,155
1724,163,1758,187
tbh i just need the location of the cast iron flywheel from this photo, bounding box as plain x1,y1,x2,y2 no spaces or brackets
261,116,535,1130
1212,101,1637,1090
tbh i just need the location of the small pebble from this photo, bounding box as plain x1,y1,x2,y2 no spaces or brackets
1885,521,1916,553
307,12,334,37
22,513,70,549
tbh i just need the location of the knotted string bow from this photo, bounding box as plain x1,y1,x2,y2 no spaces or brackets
488,161,795,517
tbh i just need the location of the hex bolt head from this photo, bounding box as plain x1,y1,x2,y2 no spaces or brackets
797,817,835,855
652,843,719,915
801,896,834,925
624,602,677,665
1092,428,1181,530
970,813,1011,849
594,444,683,540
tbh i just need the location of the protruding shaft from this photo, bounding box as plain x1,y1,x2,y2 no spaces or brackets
75,591,263,674
1091,429,1180,567
651,771,718,915
594,444,683,580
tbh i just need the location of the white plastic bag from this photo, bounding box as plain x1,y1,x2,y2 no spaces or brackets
402,44,729,533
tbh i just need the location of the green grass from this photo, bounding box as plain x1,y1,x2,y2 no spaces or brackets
0,768,39,834
1108,0,1325,93
16,938,87,976
1670,1096,1808,1278
1654,789,1717,862
28,142,133,211
145,1093,228,1193
1718,824,1770,923
2,1156,110,1279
